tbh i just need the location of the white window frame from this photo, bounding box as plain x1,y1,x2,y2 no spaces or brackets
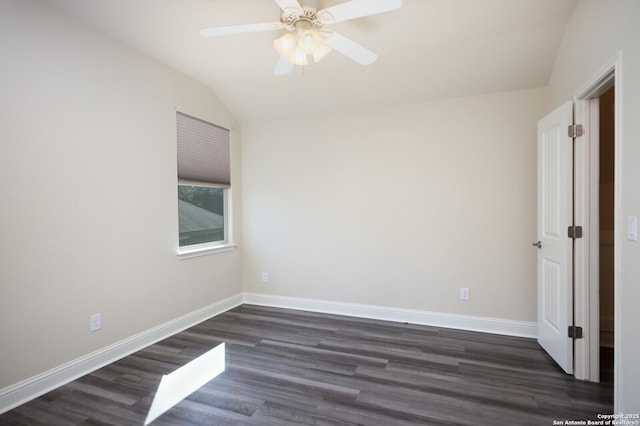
177,185,236,259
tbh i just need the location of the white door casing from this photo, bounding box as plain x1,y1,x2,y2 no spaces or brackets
537,101,574,374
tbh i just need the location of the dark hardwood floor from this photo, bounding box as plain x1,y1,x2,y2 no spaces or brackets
1,305,613,425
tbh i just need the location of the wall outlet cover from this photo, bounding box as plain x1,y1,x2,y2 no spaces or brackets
90,313,102,332
460,288,470,301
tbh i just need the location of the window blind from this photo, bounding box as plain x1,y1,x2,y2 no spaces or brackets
177,112,230,186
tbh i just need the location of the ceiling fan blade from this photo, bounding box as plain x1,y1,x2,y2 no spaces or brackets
200,22,283,37
273,0,302,12
318,0,401,24
323,31,377,65
274,55,295,75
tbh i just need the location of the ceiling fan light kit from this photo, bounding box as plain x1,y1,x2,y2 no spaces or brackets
273,9,332,66
200,0,402,75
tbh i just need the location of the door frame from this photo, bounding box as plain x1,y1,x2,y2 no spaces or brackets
572,52,622,409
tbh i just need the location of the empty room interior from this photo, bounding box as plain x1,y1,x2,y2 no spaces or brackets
1,0,639,424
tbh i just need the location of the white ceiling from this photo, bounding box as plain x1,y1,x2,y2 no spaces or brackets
41,0,578,123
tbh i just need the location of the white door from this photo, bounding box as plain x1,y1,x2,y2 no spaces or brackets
536,101,574,374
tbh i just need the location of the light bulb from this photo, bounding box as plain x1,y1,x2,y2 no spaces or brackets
274,33,297,57
303,33,314,45
298,30,322,54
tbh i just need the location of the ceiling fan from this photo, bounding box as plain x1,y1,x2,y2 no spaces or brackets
200,0,402,75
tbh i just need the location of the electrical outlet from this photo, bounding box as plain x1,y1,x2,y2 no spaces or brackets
459,288,470,301
261,272,269,283
90,313,102,332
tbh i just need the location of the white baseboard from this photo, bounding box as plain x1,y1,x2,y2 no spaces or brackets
242,293,537,339
1,291,537,415
0,293,243,415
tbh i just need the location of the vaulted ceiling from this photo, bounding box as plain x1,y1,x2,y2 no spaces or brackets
41,0,578,122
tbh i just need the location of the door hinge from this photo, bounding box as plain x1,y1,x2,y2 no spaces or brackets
568,326,583,339
568,124,584,138
568,225,583,239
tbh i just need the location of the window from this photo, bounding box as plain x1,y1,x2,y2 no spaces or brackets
176,112,233,256
178,185,224,247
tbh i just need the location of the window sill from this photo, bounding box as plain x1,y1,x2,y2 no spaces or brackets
177,243,237,259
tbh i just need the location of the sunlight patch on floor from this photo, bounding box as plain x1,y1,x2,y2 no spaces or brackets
144,342,226,425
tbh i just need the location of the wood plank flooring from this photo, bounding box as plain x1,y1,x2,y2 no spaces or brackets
1,305,613,425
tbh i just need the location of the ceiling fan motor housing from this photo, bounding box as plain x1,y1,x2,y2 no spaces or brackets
280,7,333,32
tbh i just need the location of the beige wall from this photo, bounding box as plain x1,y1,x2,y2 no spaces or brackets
242,88,548,322
0,0,243,388
548,0,640,412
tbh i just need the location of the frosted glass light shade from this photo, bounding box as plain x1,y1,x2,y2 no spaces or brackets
274,29,332,65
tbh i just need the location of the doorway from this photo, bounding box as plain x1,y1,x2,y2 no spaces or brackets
597,86,615,384
574,79,616,385
538,54,621,399
573,55,621,404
